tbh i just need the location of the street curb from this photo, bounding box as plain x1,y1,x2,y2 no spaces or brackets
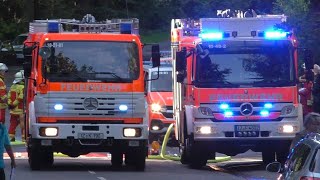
148,155,231,163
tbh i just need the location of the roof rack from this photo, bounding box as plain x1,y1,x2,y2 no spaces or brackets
29,14,139,35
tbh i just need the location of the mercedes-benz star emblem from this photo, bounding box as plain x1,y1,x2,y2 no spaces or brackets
240,103,253,116
83,97,99,111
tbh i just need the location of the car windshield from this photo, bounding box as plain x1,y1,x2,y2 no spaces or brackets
12,35,27,45
312,148,320,173
195,44,295,88
150,70,172,92
43,41,139,82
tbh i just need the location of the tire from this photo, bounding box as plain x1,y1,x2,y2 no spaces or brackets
262,151,275,164
28,146,54,170
133,148,147,171
111,150,123,169
28,146,41,170
180,146,190,165
188,142,208,169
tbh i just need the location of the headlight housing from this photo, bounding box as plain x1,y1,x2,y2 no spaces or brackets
123,128,142,137
280,105,296,116
39,127,59,137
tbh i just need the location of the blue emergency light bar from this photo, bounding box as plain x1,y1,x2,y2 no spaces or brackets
48,22,60,33
264,30,288,39
199,32,223,40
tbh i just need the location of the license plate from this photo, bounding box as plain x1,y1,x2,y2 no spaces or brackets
78,133,104,139
235,125,260,131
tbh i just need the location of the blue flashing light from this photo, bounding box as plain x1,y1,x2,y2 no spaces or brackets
264,103,273,109
260,110,269,117
48,22,60,33
120,23,132,34
224,111,233,117
199,32,223,40
264,31,288,39
219,103,229,110
119,104,128,111
54,104,63,111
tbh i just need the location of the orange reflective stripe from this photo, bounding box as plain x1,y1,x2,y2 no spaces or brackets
37,117,143,124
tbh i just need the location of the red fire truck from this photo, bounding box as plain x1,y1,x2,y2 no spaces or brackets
171,14,313,169
22,15,160,171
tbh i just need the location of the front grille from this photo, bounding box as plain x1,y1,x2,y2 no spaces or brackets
162,112,173,118
56,120,124,124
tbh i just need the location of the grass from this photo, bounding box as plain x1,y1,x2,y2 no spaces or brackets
11,140,25,146
140,30,170,44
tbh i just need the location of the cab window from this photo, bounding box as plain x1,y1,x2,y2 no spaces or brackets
311,148,320,173
287,143,311,172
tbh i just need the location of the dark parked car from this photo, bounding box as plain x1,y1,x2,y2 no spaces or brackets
266,133,320,180
12,33,28,60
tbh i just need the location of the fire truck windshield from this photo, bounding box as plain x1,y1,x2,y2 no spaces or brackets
43,41,139,82
195,45,295,88
151,71,172,92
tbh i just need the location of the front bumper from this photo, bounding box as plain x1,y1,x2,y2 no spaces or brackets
193,118,301,140
31,123,148,140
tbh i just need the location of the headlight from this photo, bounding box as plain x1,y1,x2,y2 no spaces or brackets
278,125,297,133
39,127,58,137
198,107,213,116
151,103,162,112
196,126,216,134
123,128,142,137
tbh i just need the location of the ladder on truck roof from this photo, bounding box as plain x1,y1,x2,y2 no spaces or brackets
171,14,287,39
29,14,139,35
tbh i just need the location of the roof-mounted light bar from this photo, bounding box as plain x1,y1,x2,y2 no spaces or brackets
199,32,223,41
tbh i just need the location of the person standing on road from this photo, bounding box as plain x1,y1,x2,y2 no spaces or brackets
0,63,8,124
312,64,320,113
8,71,25,142
0,123,16,179
290,112,320,150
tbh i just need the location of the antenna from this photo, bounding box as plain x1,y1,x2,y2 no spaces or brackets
125,0,129,18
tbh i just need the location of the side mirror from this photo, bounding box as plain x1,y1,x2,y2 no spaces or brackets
151,45,160,68
23,62,32,77
176,50,187,83
266,162,282,173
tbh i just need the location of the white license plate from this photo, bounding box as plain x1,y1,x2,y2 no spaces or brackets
78,133,104,139
235,125,260,131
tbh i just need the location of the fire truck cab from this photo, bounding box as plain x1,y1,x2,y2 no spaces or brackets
143,54,174,143
171,14,313,169
22,15,160,171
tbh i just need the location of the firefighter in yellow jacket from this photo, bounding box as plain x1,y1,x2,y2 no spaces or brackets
8,71,25,142
0,63,8,124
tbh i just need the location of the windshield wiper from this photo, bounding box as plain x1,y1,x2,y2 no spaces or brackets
253,79,294,86
90,72,124,82
59,72,87,82
195,80,239,88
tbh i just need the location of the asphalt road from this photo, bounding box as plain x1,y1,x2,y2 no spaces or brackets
3,153,279,180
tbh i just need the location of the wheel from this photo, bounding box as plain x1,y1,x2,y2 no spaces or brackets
28,146,41,170
28,146,54,170
134,152,146,171
262,151,275,164
180,146,190,164
111,150,123,169
188,142,208,169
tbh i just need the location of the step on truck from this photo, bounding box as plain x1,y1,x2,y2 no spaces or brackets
170,12,314,169
22,15,161,171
